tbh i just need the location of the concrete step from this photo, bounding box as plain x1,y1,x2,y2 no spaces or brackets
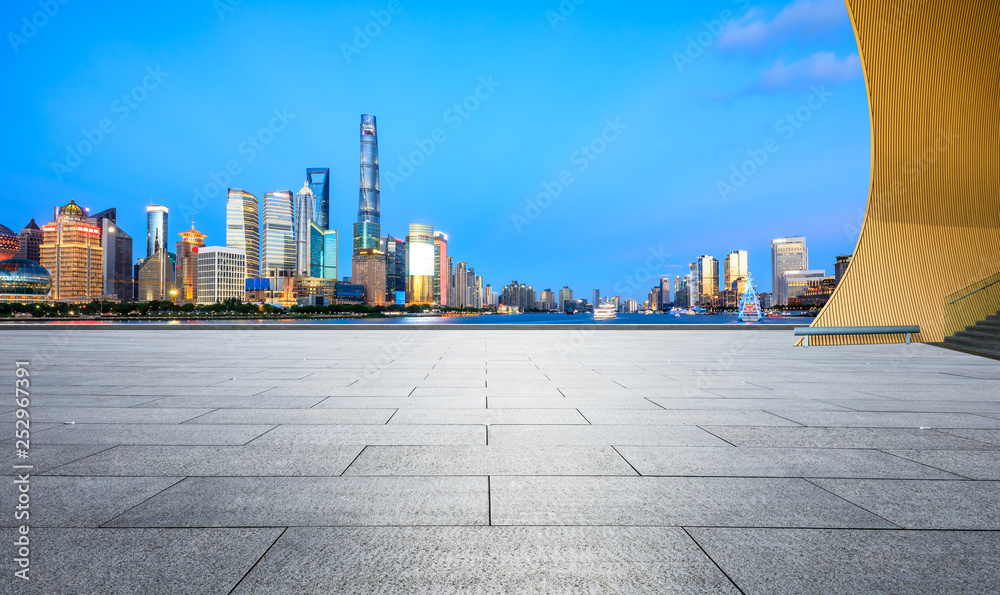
958,328,1000,341
944,335,1000,356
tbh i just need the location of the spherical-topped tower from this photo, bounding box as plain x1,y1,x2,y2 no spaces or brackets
59,200,87,219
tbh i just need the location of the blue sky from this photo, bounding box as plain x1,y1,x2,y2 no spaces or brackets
1,0,870,299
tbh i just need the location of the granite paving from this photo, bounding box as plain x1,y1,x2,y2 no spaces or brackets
0,328,997,593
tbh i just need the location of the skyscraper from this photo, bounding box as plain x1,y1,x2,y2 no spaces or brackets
724,250,748,292
227,188,260,279
780,270,826,306
558,286,573,311
592,289,600,307
262,190,295,273
382,235,407,303
306,168,330,230
771,237,808,305
294,182,316,277
406,224,435,305
433,231,448,307
659,278,670,308
40,201,103,300
697,255,719,305
175,224,206,305
16,220,43,263
92,208,133,302
146,205,168,259
137,239,175,302
688,262,699,306
352,114,386,306
835,254,852,285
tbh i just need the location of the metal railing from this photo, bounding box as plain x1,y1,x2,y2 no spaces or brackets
944,270,1000,337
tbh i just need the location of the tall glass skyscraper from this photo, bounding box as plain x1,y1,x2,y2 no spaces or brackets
433,231,448,307
406,224,434,305
226,188,260,279
353,114,386,306
146,205,168,259
306,168,330,231
262,190,295,274
771,237,808,305
697,255,719,304
295,182,316,277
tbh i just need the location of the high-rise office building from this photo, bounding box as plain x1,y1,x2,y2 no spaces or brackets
319,227,338,280
262,190,295,274
146,205,168,259
306,168,330,231
197,246,246,304
92,208,133,302
453,261,469,308
558,286,573,311
433,231,448,307
780,270,826,306
16,220,43,263
382,236,407,303
724,250,748,293
294,182,316,276
540,289,556,310
0,224,19,260
659,278,671,308
697,255,719,305
352,114,386,306
688,262,699,306
175,224,206,305
835,254,853,285
406,224,435,305
137,241,176,302
592,289,600,307
227,189,260,280
40,201,104,300
771,237,808,304
446,256,454,307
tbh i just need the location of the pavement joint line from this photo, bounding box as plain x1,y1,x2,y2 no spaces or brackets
487,476,492,526
875,450,975,480
339,446,369,476
240,425,281,446
384,409,399,425
681,526,747,595
802,478,905,529
760,410,808,426
227,526,288,595
178,408,221,424
693,426,740,448
32,444,120,475
609,446,642,477
96,476,189,528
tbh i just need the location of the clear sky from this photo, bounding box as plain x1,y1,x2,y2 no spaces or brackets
1,0,870,300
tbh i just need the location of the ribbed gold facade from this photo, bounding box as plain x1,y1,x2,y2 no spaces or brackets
803,0,1000,346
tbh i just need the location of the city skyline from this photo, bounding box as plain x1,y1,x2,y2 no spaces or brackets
1,0,868,297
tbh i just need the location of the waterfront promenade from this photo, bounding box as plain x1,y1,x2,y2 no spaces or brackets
2,328,998,593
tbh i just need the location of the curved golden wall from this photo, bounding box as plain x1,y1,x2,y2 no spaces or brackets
803,0,1000,346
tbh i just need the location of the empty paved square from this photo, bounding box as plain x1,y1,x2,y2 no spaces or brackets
2,327,998,593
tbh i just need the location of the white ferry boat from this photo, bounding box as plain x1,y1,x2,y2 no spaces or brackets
594,303,617,320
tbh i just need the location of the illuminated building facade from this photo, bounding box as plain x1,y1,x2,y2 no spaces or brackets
433,231,448,307
92,208,133,302
780,270,826,306
771,237,807,305
835,255,852,286
175,225,207,305
352,249,385,305
40,201,104,300
262,190,295,274
558,286,573,311
137,244,176,302
17,220,42,263
226,188,260,279
197,246,246,304
698,255,720,305
406,223,435,305
146,205,168,259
